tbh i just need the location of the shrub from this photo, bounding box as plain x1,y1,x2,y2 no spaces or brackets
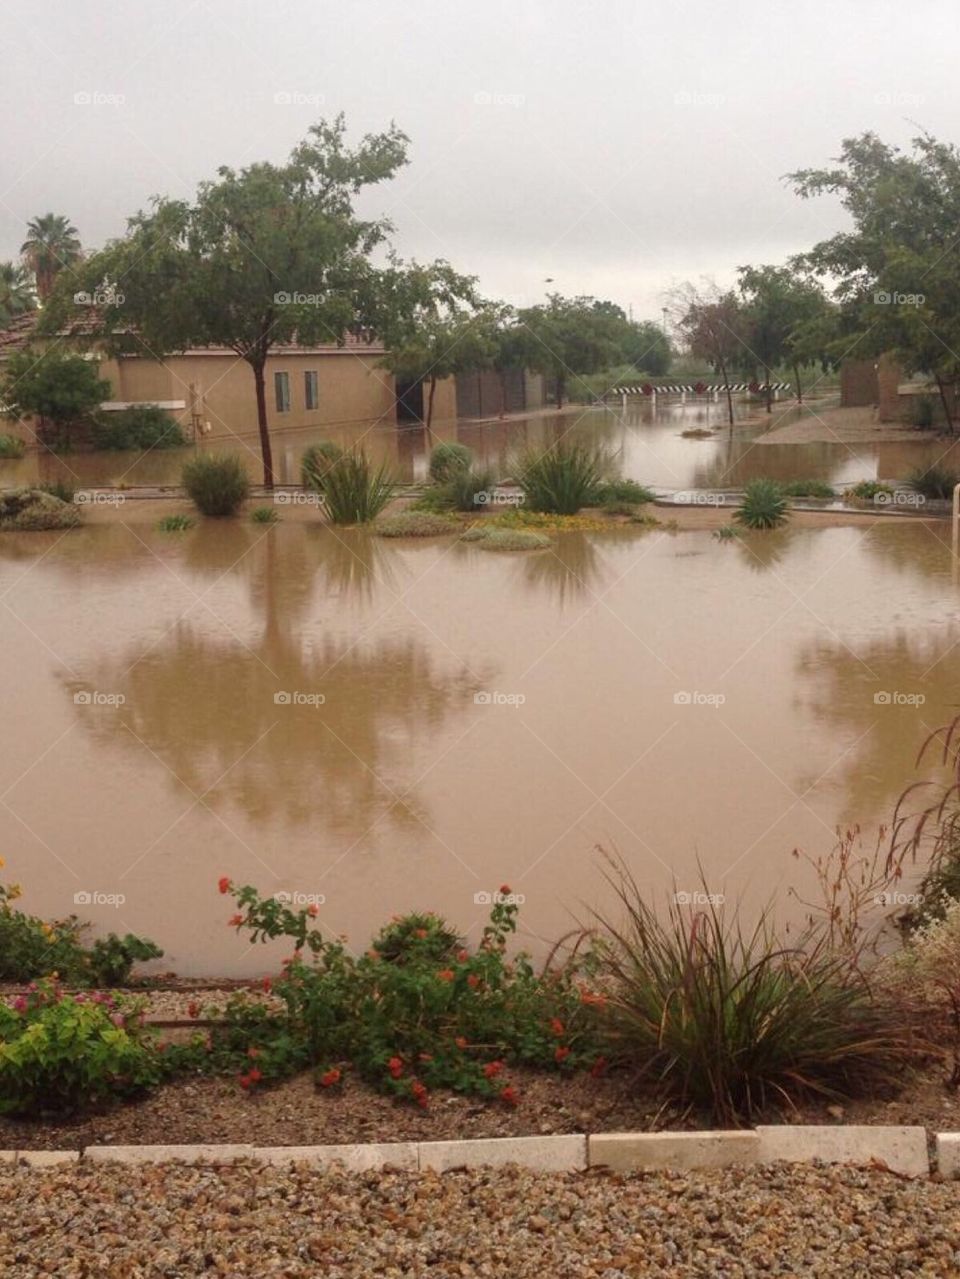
910,394,937,429
374,511,460,538
35,479,75,503
733,479,789,530
442,467,498,511
0,984,160,1115
462,528,552,552
0,434,25,459
592,863,908,1122
428,441,472,483
250,505,280,524
595,479,655,505
182,454,250,517
91,406,187,452
780,480,836,499
320,449,395,524
713,525,742,541
301,441,344,493
908,464,960,500
515,442,610,514
212,878,604,1105
844,480,893,502
87,934,165,987
156,514,194,532
0,487,80,531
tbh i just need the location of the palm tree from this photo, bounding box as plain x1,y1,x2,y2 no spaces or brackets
20,213,81,301
0,262,35,323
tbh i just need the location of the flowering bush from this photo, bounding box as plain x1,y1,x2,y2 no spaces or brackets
0,983,161,1115
212,878,605,1106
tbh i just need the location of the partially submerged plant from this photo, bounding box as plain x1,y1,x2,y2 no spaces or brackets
461,527,551,552
182,454,250,517
156,513,194,532
301,441,344,493
713,525,742,540
375,511,460,537
514,442,611,515
907,464,960,501
428,441,472,483
0,487,80,531
733,479,789,530
780,480,836,499
320,449,395,524
844,480,894,502
250,505,280,524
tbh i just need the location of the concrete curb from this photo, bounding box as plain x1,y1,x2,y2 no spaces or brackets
2,1127,955,1176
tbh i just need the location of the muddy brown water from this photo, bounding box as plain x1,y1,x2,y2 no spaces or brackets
1,515,955,975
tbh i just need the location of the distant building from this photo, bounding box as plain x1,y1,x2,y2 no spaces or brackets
840,352,958,423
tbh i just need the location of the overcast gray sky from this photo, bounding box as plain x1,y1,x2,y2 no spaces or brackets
0,0,953,319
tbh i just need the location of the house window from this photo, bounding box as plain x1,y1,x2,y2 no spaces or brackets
305,370,319,411
274,371,290,413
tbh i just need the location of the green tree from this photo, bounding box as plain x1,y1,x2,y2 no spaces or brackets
737,265,832,410
618,318,672,378
2,349,109,445
516,294,626,408
21,214,81,302
42,117,409,485
790,131,960,430
0,263,35,323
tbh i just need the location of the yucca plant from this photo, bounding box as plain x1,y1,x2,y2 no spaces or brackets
591,860,908,1123
514,442,610,514
908,464,960,500
733,479,789,530
181,454,249,517
301,441,344,493
321,449,396,525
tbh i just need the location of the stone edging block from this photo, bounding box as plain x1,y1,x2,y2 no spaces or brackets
255,1143,417,1171
756,1126,929,1177
588,1130,759,1171
85,1144,254,1165
419,1135,586,1172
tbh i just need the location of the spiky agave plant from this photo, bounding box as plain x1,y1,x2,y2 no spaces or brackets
514,442,610,515
733,479,789,530
321,449,396,524
301,441,344,493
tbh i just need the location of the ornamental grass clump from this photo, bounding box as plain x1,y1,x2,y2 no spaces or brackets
907,464,960,501
320,448,395,524
301,441,344,493
590,859,909,1123
211,877,606,1107
733,478,789,530
514,442,611,514
182,454,250,517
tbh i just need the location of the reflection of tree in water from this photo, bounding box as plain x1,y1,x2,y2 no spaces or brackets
856,521,953,583
692,440,860,491
794,627,957,826
521,533,608,606
733,529,791,573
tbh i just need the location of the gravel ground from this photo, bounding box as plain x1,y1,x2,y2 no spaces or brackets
1,1160,959,1277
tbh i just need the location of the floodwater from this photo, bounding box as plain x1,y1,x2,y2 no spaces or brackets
1,515,956,975
5,399,960,492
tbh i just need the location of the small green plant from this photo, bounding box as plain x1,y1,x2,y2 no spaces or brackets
595,479,655,505
182,454,250,517
907,465,960,500
428,441,472,483
733,479,789,530
250,505,280,525
713,525,742,540
35,479,76,503
461,527,551,552
91,406,187,452
301,441,344,493
156,513,194,532
0,434,26,459
374,511,460,537
0,984,161,1115
320,449,395,524
515,442,610,515
844,480,894,502
780,480,836,499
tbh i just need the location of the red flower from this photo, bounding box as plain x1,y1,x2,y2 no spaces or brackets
415,928,428,939
228,914,244,927
555,1046,571,1064
483,1060,504,1079
411,1080,428,1108
238,1073,252,1090
500,1085,519,1106
499,884,511,895
580,990,607,1008
261,977,272,993
218,877,231,895
549,1017,564,1037
306,904,319,918
187,1001,200,1019
319,1068,341,1088
456,949,470,962
466,974,480,989
387,1056,404,1079
589,1056,608,1078
248,1067,263,1084
436,969,455,983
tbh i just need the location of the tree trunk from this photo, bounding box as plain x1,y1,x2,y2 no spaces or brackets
498,370,507,419
935,375,954,435
426,376,437,433
555,373,565,410
251,359,275,488
718,355,734,428
764,365,773,414
793,364,803,404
